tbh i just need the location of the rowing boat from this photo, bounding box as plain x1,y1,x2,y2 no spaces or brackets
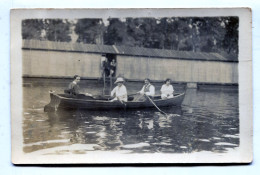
44,91,185,112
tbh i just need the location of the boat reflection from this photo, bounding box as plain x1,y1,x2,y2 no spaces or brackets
41,107,184,153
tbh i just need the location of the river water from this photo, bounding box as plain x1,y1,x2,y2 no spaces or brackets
22,78,239,155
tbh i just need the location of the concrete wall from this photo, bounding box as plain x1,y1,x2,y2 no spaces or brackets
23,50,101,78
117,55,238,84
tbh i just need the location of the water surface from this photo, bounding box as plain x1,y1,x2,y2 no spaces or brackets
23,79,239,154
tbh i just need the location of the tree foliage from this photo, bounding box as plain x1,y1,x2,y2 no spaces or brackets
22,19,72,42
75,19,105,44
22,17,238,58
44,19,72,42
22,19,45,40
104,18,127,45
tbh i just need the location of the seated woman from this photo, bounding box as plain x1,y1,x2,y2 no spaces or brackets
160,78,174,99
64,75,92,98
110,77,128,102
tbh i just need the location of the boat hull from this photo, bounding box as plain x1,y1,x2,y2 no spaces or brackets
44,92,185,112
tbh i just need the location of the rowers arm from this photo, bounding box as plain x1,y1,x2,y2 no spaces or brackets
110,87,116,97
138,86,145,94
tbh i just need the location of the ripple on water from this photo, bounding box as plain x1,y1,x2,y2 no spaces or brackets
86,131,97,134
92,116,110,120
122,143,150,149
223,134,239,138
214,142,238,146
153,142,172,146
229,128,238,130
212,137,221,140
198,139,211,142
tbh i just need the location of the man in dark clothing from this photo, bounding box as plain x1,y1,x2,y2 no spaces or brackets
64,75,92,98
64,75,81,96
133,78,155,102
101,55,110,77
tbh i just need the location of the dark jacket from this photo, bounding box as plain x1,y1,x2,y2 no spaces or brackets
64,82,80,96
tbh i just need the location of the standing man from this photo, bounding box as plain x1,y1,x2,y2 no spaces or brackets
101,54,110,77
110,77,128,102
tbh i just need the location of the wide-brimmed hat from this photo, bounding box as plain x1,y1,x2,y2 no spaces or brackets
114,77,124,84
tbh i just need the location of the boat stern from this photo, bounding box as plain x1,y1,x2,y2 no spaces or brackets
44,91,61,112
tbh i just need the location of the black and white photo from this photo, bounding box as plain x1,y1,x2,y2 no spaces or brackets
11,8,252,164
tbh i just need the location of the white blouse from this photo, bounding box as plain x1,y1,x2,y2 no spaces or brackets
160,84,174,96
111,85,128,102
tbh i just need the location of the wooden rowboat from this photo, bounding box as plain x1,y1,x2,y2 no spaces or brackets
44,91,185,112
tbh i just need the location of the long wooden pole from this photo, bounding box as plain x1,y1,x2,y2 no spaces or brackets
110,75,112,95
102,72,105,95
145,95,168,116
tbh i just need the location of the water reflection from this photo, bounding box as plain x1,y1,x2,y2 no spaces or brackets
23,80,239,154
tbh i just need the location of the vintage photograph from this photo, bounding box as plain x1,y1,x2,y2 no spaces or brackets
11,9,252,163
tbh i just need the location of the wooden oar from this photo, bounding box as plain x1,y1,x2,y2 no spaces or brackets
145,94,168,116
117,97,127,110
95,93,137,100
129,92,138,96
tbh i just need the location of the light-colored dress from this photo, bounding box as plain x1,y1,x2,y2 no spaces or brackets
160,84,174,99
110,85,128,102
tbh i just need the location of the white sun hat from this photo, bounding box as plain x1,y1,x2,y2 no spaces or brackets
114,77,125,84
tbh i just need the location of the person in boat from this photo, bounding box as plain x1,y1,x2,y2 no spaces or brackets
110,77,128,102
64,75,92,98
133,78,155,102
160,78,174,99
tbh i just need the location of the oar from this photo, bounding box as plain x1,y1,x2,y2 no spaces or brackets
97,93,137,100
128,92,138,96
145,94,168,116
117,97,127,110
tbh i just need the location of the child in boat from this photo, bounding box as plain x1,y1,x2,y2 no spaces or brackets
160,78,174,99
110,77,128,102
64,75,92,97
